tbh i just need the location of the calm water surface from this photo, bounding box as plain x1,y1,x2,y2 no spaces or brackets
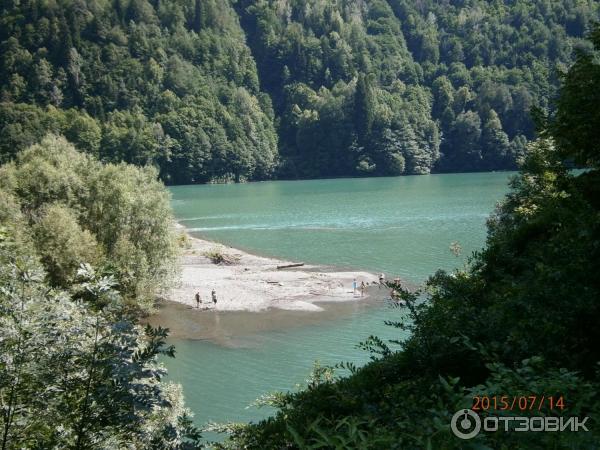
160,173,513,435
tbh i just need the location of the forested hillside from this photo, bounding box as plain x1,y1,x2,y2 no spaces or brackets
1,0,598,182
0,0,278,184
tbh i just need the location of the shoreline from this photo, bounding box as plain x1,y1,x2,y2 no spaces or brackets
147,297,387,345
167,223,379,312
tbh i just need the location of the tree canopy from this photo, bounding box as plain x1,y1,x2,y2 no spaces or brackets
0,136,200,448
0,134,178,311
0,0,278,184
1,0,598,182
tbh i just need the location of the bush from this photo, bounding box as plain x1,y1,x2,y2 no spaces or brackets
0,134,178,311
33,203,102,286
204,248,240,265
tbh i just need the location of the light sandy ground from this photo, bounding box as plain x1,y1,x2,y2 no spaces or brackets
169,224,379,312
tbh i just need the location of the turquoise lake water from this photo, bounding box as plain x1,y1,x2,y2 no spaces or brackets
159,172,513,436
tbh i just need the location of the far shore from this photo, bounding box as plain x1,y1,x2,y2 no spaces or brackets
167,223,380,312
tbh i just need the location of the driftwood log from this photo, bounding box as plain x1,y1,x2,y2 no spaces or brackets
276,262,305,270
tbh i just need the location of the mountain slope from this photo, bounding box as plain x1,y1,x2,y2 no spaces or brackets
0,0,278,184
1,0,598,182
236,0,598,177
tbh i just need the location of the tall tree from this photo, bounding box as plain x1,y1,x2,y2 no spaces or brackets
548,27,600,167
354,73,375,146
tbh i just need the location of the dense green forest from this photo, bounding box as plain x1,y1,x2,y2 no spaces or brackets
1,0,598,183
0,135,202,448
215,27,600,449
0,0,278,184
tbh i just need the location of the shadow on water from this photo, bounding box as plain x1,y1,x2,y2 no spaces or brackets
147,286,391,348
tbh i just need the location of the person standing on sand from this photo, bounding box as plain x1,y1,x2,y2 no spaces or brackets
352,278,358,295
212,289,217,307
195,292,201,308
378,273,385,288
360,281,366,297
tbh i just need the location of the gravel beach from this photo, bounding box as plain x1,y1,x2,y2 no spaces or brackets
169,224,378,312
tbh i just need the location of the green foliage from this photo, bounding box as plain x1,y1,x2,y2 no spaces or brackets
219,26,600,449
388,0,597,172
236,0,597,178
547,26,600,168
0,136,201,448
239,0,440,178
466,358,600,450
0,134,178,311
354,73,375,145
0,0,278,184
33,203,102,286
2,0,597,181
286,416,391,449
0,245,201,448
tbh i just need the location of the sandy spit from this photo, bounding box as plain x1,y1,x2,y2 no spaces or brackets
168,224,379,312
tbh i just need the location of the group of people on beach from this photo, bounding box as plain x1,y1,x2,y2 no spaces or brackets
195,289,217,309
352,273,387,297
352,273,385,297
353,274,405,304
352,278,367,297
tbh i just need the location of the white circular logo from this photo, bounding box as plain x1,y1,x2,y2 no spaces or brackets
451,409,481,439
